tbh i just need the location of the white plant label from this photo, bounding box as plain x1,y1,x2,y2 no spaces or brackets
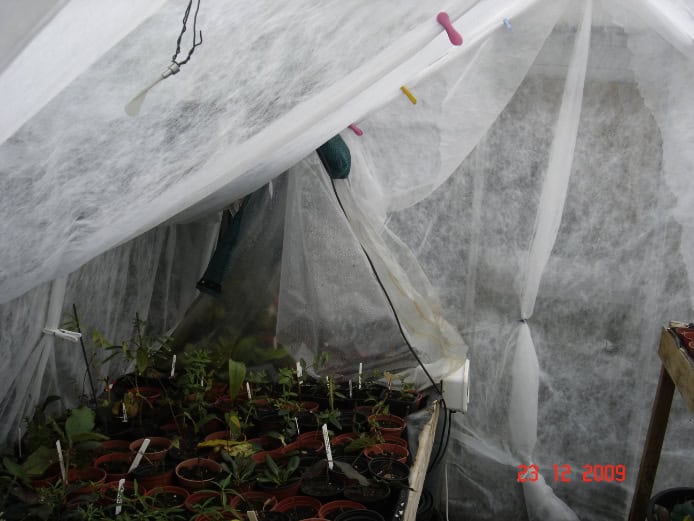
246,382,252,400
115,478,125,515
349,379,353,398
358,362,363,390
294,416,300,435
201,377,205,388
128,438,150,473
296,362,303,384
322,423,333,470
273,336,278,349
56,440,67,482
170,354,176,378
247,511,259,521
122,402,128,423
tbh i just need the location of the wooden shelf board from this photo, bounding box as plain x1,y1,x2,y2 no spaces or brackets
658,327,694,412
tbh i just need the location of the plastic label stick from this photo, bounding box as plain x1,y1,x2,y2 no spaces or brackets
322,424,334,470
128,438,151,473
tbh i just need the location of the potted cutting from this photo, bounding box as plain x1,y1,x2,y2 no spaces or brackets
255,455,301,500
175,457,222,491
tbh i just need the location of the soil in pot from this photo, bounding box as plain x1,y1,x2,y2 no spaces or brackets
367,457,409,485
131,461,174,490
176,458,222,491
179,464,219,481
256,478,302,501
145,485,189,509
344,483,391,514
129,436,171,461
95,453,133,481
300,477,344,501
185,491,225,513
229,491,275,512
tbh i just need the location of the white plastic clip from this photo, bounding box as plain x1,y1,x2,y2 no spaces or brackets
43,328,82,343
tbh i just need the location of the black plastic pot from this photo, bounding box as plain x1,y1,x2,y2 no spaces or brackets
344,483,391,515
367,457,409,485
647,487,694,521
301,477,344,501
334,509,385,521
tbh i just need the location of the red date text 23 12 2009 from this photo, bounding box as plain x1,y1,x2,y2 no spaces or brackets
517,464,626,483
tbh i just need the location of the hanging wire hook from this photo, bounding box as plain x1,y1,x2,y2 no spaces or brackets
171,0,203,67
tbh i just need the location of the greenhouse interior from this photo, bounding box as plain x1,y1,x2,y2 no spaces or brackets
2,0,694,520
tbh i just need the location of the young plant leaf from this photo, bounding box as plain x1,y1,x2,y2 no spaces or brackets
228,359,247,401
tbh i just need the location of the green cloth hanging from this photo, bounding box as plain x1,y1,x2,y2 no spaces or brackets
317,134,351,179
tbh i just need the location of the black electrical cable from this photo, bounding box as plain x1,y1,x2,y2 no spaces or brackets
329,177,446,403
329,176,458,476
172,0,203,67
429,409,454,471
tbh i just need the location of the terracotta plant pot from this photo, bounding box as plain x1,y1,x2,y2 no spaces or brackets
256,478,302,501
229,490,275,512
99,480,134,505
301,401,320,413
94,452,133,482
145,485,189,509
98,439,131,454
381,434,407,448
67,467,107,496
319,500,366,521
362,444,408,464
131,462,174,490
175,457,222,491
30,463,62,488
367,414,405,436
272,496,322,521
185,490,223,513
129,436,172,462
